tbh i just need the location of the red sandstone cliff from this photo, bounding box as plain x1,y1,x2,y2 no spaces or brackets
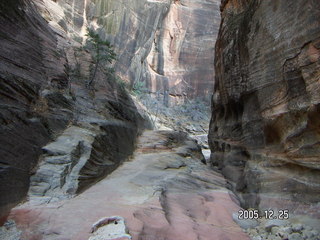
50,0,220,104
209,0,320,218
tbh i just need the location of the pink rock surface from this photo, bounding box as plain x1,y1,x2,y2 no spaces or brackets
9,131,249,240
146,0,220,101
109,238,131,240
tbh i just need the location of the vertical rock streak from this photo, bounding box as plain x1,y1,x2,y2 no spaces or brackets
209,0,320,218
80,0,88,42
53,0,220,104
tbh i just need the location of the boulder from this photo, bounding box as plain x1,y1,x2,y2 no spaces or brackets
89,216,131,240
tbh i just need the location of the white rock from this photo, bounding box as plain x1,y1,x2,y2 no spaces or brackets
252,236,262,240
271,226,280,235
89,216,131,240
232,212,259,229
292,224,304,232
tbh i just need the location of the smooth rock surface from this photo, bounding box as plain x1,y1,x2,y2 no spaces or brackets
232,213,259,230
7,131,249,240
145,0,220,101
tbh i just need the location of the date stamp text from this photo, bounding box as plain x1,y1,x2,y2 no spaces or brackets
238,209,289,220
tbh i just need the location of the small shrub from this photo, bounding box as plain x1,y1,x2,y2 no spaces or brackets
132,81,147,96
115,77,129,90
84,28,116,87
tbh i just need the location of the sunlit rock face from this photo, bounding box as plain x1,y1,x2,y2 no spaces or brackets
145,0,220,103
52,0,220,104
208,0,320,217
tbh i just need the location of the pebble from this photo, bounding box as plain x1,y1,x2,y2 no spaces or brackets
288,232,303,240
310,230,320,238
0,220,22,240
292,224,304,232
264,219,289,232
252,236,262,240
270,236,281,240
282,226,293,234
271,226,279,235
232,213,259,229
238,214,319,240
302,230,314,239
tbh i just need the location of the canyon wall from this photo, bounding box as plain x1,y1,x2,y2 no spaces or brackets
52,0,220,104
209,0,320,217
144,0,220,102
0,0,220,222
0,0,148,222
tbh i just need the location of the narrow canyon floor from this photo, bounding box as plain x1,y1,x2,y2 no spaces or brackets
5,130,249,240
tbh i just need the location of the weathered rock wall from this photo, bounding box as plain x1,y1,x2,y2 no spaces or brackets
144,0,220,103
0,0,148,222
53,0,220,104
209,0,320,217
0,0,64,222
0,0,221,223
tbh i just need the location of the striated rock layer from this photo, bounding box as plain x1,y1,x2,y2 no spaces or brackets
208,0,320,216
51,0,220,104
0,0,148,222
144,0,220,102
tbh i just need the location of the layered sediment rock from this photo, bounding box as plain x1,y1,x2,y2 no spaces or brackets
209,0,320,217
144,0,220,102
0,0,148,222
0,0,65,222
51,0,220,104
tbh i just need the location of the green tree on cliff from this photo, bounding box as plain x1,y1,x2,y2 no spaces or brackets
85,28,116,87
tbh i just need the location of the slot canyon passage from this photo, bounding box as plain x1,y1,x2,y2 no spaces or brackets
0,0,320,239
